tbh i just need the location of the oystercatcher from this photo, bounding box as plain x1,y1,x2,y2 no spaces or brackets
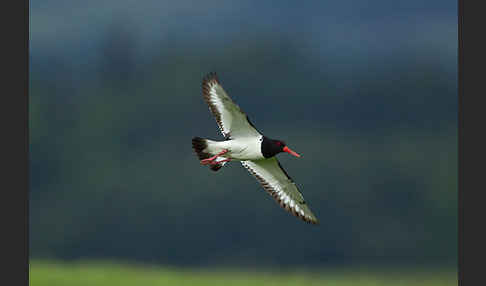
192,72,319,225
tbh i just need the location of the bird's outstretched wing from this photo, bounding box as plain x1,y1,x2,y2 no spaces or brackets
241,158,319,224
202,72,261,139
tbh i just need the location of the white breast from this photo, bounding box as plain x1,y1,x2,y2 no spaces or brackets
223,136,264,161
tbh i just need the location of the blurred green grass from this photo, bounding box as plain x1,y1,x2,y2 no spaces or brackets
30,260,456,286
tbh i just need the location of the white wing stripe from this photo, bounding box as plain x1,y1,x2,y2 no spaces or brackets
202,73,261,139
241,159,319,224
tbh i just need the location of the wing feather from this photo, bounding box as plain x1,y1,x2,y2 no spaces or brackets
241,158,319,224
202,72,261,139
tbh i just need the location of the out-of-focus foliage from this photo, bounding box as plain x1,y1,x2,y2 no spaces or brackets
30,0,457,268
30,260,457,286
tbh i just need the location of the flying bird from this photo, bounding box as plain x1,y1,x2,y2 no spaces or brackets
192,72,319,225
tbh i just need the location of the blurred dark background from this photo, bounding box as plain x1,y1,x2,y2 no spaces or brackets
29,1,457,268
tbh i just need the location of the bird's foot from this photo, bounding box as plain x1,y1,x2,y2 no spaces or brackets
200,158,231,165
200,159,213,165
210,149,228,159
200,150,230,165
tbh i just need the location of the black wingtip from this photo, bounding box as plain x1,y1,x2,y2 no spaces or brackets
202,72,219,84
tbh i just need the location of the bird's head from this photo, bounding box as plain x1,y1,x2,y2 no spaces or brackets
261,137,301,158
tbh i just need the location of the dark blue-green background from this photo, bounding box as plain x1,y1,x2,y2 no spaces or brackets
30,1,457,267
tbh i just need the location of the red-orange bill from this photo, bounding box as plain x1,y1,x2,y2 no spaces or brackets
283,146,301,158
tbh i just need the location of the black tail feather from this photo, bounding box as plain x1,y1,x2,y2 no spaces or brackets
192,137,223,172
192,137,209,160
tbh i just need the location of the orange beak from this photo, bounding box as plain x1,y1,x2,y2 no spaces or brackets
283,146,301,158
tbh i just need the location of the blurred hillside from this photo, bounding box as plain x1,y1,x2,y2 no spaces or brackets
29,1,457,267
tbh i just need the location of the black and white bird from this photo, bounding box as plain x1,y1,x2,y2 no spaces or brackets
192,72,319,225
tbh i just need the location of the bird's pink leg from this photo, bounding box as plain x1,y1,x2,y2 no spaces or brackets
200,149,229,165
207,149,228,161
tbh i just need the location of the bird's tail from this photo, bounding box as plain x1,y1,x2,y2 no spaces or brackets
192,137,227,172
